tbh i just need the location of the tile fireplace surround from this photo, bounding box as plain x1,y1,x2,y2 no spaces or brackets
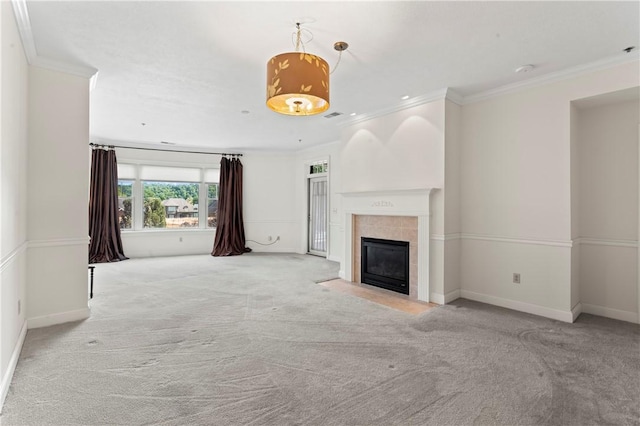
341,189,435,302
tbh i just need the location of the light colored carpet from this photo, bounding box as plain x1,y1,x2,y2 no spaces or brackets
1,253,639,425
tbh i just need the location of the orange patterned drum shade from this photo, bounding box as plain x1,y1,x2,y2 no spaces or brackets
266,52,330,116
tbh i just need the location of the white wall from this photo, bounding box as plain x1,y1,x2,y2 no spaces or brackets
27,66,91,327
0,0,29,407
570,103,580,311
340,100,445,194
576,98,639,322
443,100,462,299
460,61,639,322
242,153,299,253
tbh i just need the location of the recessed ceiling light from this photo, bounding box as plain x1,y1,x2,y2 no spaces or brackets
515,64,535,73
241,110,250,114
350,112,356,116
401,95,410,100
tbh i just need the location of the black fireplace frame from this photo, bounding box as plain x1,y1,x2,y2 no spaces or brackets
361,237,410,295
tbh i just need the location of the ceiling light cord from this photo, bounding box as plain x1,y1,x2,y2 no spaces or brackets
291,22,311,54
331,51,342,75
331,41,349,75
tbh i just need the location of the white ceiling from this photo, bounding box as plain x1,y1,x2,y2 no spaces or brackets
19,1,640,152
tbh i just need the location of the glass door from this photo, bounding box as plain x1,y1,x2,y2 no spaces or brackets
308,176,327,256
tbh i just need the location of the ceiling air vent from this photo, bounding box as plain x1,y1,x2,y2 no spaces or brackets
324,112,343,119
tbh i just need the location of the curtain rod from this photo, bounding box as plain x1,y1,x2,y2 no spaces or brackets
89,143,242,157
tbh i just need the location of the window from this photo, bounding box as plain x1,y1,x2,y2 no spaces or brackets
117,180,133,229
143,181,199,228
117,163,219,231
309,160,328,174
207,183,218,228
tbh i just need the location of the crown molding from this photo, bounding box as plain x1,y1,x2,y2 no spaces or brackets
11,0,97,79
11,0,37,62
444,88,464,105
338,54,638,127
31,56,97,79
342,88,450,127
463,53,640,105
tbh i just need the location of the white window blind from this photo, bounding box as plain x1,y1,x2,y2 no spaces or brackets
117,163,136,180
140,166,200,182
204,168,220,183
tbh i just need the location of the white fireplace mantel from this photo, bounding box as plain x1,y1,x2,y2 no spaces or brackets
341,188,437,302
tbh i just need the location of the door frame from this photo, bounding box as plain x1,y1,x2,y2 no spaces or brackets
303,157,330,258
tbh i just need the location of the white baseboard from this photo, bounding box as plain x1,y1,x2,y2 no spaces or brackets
0,320,27,413
338,270,346,280
430,289,461,305
27,307,90,329
327,255,341,263
444,289,461,304
571,303,582,322
581,303,638,324
430,292,445,305
460,289,574,323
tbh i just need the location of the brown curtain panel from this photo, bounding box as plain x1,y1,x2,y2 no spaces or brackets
89,148,128,263
212,157,251,256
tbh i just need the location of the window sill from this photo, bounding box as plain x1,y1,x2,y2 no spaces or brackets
120,228,216,236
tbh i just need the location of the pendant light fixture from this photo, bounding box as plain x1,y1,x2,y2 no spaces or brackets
267,23,346,116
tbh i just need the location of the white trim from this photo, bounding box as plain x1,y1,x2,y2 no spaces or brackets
430,289,460,305
431,233,461,242
27,308,90,329
417,215,430,302
445,89,464,106
10,0,36,63
463,54,640,104
28,237,90,249
0,242,28,273
430,292,445,305
461,233,573,248
339,188,435,197
327,255,341,263
460,289,574,323
344,88,448,126
0,321,27,413
244,220,297,224
574,237,638,248
31,57,97,79
11,0,97,79
89,71,99,92
121,229,216,237
334,57,638,126
571,302,582,322
581,303,638,324
445,289,461,304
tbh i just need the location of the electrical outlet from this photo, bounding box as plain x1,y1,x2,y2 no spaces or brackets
513,273,521,284
179,237,183,242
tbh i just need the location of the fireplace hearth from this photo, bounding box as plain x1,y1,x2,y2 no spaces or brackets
361,237,410,295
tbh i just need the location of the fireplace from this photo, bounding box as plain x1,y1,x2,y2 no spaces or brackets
341,188,435,302
361,237,410,294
